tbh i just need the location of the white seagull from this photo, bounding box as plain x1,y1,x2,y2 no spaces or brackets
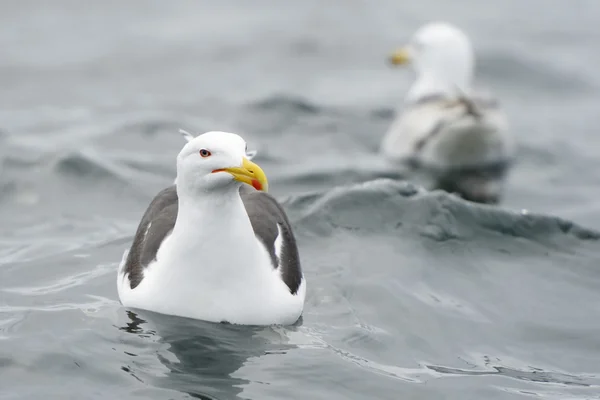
381,22,515,204
117,131,306,326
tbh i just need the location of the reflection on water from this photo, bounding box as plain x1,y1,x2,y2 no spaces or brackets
118,310,302,399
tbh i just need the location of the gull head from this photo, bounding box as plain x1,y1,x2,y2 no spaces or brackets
388,22,475,96
175,130,268,195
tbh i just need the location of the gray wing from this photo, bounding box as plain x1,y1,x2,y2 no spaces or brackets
381,91,515,169
123,184,303,295
123,185,178,289
239,185,303,295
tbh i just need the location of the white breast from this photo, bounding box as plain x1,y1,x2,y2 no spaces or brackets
381,100,514,169
117,196,305,326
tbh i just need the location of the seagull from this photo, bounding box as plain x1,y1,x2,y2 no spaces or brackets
381,22,515,204
117,131,305,326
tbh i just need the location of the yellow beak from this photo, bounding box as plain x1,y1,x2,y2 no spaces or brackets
388,47,411,66
214,157,269,192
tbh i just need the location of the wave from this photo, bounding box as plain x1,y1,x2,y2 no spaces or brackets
247,94,323,115
54,149,135,182
246,94,399,124
284,178,600,243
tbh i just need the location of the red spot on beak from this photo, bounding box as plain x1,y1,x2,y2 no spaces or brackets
251,179,262,191
212,169,225,173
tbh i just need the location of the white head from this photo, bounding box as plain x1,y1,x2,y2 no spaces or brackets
388,22,475,100
175,130,268,197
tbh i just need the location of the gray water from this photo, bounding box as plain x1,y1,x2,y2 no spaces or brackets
1,1,600,399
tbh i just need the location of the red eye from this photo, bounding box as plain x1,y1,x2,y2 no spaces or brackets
199,149,211,158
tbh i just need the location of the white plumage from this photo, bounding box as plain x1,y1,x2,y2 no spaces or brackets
381,22,515,203
117,131,305,326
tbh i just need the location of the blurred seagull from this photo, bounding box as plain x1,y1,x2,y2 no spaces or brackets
381,22,515,204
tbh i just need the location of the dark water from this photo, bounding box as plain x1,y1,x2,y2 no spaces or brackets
1,1,600,399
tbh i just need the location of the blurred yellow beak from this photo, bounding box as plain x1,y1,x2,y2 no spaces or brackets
388,47,411,66
214,157,269,192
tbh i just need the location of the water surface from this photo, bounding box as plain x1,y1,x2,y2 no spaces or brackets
1,1,600,399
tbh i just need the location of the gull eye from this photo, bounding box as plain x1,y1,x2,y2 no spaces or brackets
199,149,211,158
